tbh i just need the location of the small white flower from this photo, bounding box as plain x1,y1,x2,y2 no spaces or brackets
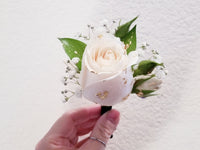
151,54,163,64
72,57,80,64
141,42,149,48
100,19,109,26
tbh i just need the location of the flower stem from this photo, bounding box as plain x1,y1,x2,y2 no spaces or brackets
101,106,113,138
101,106,112,115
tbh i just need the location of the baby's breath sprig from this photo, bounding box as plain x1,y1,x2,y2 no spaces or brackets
75,19,119,41
61,58,82,102
136,42,167,79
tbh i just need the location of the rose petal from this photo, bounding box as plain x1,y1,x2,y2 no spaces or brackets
82,67,134,106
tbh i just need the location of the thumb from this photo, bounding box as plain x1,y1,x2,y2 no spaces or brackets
79,109,120,150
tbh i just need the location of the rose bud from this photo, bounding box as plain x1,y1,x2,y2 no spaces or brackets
132,75,162,98
80,34,138,106
137,77,162,91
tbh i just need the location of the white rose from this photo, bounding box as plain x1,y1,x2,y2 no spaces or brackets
80,34,138,106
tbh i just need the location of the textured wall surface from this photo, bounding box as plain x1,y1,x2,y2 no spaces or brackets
0,0,200,149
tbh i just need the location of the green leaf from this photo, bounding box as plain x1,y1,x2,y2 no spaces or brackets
133,60,163,77
132,88,156,98
142,90,155,95
141,90,157,98
121,25,137,54
132,75,155,93
115,16,138,38
59,38,86,71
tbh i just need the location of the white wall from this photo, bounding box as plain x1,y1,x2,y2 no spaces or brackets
0,0,200,149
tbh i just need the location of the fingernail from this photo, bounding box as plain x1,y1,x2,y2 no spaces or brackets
107,110,120,124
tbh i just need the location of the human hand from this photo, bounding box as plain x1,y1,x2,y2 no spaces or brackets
36,105,120,150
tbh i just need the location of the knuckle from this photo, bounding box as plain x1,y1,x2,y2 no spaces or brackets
97,121,115,139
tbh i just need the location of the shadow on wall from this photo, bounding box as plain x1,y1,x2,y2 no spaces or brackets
87,0,200,149
110,40,200,149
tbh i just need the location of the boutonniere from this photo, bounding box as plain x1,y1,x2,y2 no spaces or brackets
59,17,167,113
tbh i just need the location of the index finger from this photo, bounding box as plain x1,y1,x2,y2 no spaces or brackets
46,105,101,139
